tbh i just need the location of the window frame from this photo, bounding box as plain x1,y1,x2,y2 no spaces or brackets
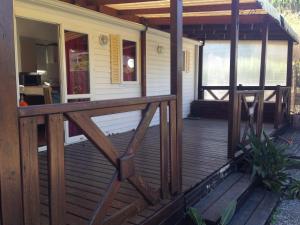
120,38,140,84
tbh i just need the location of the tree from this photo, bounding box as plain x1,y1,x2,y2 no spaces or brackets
271,0,300,13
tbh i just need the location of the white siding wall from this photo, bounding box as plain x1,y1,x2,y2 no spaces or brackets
146,31,197,125
15,0,198,141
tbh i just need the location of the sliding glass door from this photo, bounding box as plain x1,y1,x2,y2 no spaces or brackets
64,30,91,142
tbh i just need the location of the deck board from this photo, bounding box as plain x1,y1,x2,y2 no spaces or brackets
38,118,273,225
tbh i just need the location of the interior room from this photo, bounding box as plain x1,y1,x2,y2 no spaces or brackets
16,17,60,106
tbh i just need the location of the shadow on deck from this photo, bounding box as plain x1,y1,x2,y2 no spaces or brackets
39,118,273,225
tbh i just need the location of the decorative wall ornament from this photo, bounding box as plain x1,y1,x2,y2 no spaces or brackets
99,34,109,46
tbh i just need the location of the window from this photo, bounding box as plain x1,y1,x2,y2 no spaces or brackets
122,40,137,82
64,31,90,94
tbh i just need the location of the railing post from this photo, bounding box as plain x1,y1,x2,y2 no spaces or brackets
256,92,264,137
228,0,239,158
47,114,66,225
170,0,183,194
160,102,169,198
274,85,282,129
19,117,40,225
0,0,24,224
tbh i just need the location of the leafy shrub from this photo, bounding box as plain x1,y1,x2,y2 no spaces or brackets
245,132,290,192
186,201,236,225
187,208,206,225
288,179,300,199
245,132,300,197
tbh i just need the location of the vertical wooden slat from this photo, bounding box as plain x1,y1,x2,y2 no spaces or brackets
198,44,204,100
47,114,65,225
169,100,178,195
228,0,240,158
274,86,281,129
236,94,242,143
170,0,183,194
141,30,147,97
0,0,24,224
256,93,264,137
160,101,169,199
20,117,40,225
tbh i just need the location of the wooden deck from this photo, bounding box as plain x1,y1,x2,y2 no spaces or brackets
38,118,273,225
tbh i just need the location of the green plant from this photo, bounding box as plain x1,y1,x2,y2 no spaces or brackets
246,132,290,193
288,179,300,199
220,200,237,225
187,208,206,225
186,201,237,225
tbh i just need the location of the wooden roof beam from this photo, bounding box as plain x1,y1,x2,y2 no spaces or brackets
97,0,161,5
118,2,260,15
147,14,267,26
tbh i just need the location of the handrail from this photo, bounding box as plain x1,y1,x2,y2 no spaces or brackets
201,85,288,90
236,90,264,95
18,95,179,224
18,95,176,117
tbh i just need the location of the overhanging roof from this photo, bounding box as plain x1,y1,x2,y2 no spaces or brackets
60,0,299,42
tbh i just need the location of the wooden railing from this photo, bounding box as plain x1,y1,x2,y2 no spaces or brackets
18,95,179,225
200,85,280,102
232,90,264,149
274,86,291,129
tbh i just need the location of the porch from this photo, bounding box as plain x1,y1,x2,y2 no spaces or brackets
0,0,298,225
38,118,273,225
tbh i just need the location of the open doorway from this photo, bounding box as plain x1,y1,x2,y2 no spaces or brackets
16,18,61,147
16,18,61,106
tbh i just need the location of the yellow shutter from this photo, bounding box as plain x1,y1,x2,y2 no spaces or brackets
110,34,121,84
185,50,190,73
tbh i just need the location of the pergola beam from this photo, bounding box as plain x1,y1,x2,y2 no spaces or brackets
118,2,259,15
98,0,161,5
146,14,266,26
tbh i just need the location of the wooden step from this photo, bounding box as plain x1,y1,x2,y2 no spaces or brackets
229,188,279,225
193,173,253,225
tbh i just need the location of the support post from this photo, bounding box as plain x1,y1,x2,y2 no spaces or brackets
259,22,269,89
0,0,24,224
198,43,204,100
257,22,269,137
198,44,204,100
287,40,293,87
141,30,147,97
170,0,183,194
228,0,239,158
286,40,294,114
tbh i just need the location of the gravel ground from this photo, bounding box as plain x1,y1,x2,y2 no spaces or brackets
271,169,300,225
271,200,300,225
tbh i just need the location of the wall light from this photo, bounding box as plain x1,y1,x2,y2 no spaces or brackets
99,34,109,46
157,45,164,54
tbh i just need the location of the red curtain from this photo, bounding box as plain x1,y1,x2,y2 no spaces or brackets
65,32,90,95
